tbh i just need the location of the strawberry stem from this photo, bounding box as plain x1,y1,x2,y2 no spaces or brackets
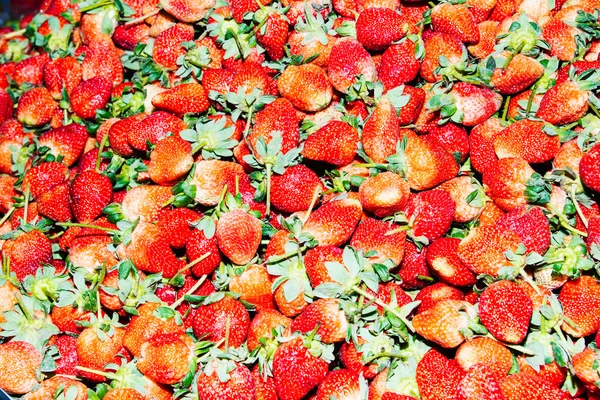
266,247,307,264
416,274,435,282
569,185,588,229
0,29,26,40
168,252,212,284
124,8,160,25
265,163,272,217
15,293,34,322
501,95,511,123
242,108,254,138
546,203,588,237
502,41,525,70
76,366,118,380
525,80,540,117
362,352,404,365
96,134,109,173
23,186,30,225
301,187,321,226
384,226,410,236
56,222,120,234
224,315,231,351
169,274,208,309
79,0,113,12
0,206,15,227
351,285,415,332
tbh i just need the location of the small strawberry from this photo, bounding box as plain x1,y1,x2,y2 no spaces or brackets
277,64,332,112
541,17,578,61
558,275,600,337
404,189,456,242
290,298,348,343
457,225,522,276
469,117,504,174
229,264,275,311
427,237,476,287
103,389,145,400
121,185,172,222
70,170,113,223
160,0,215,22
216,209,262,265
457,364,505,400
303,197,363,246
22,161,69,199
157,208,201,249
398,241,432,289
467,20,499,59
537,77,598,125
108,114,147,157
186,228,222,276
256,10,289,61
490,54,544,95
358,171,410,218
192,296,250,347
0,341,42,395
270,164,323,213
137,332,195,385
16,86,57,127
405,135,460,191
153,23,195,70
482,157,538,212
431,3,479,43
37,182,72,222
362,96,401,164
350,217,406,266
77,323,128,382
247,308,291,351
148,135,194,185
327,37,377,93
13,53,50,86
416,349,466,400
151,83,210,117
493,119,560,164
413,299,480,348
80,42,124,87
3,230,53,281
414,282,465,313
303,120,359,166
420,33,464,82
581,142,600,192
500,372,568,400
38,123,88,166
495,206,551,255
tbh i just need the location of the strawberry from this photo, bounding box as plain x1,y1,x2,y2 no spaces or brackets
157,208,201,249
437,176,485,223
469,117,503,174
414,282,465,313
103,389,145,400
355,7,405,51
500,372,568,400
303,245,344,287
404,189,456,242
303,120,359,166
398,241,432,289
581,142,600,192
350,217,406,266
427,237,476,287
70,76,112,119
290,298,348,343
425,120,470,163
272,335,332,400
216,209,262,265
493,119,560,164
541,17,578,61
145,237,186,277
16,86,57,127
277,64,332,112
270,164,323,213
572,347,600,392
192,296,250,347
160,0,216,22
112,24,150,50
13,53,50,86
413,299,479,348
247,309,291,351
420,33,465,82
431,3,479,43
455,336,513,380
556,60,600,84
70,170,113,223
479,280,533,344
229,264,275,310
558,275,600,337
396,86,426,125
191,160,244,206
358,171,410,218
148,135,194,185
151,83,210,117
0,90,12,125
24,376,87,400
247,97,300,156
0,341,42,395
37,182,72,222
127,111,187,151
416,349,466,400
137,332,195,385
362,96,401,163
457,225,522,276
482,157,537,212
315,369,361,400
3,230,53,281
327,37,377,93
80,42,124,87
123,302,184,357
495,206,551,255
186,228,222,276
22,161,69,199
303,197,362,246
446,82,503,127
230,60,278,96
121,185,172,222
457,364,505,400
467,20,499,59
405,135,460,191
256,11,289,61
76,325,128,382
38,123,88,166
107,114,146,157
153,23,195,70
490,54,544,95
197,361,255,400
537,79,594,125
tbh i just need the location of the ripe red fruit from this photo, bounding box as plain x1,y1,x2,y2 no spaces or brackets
70,170,113,223
70,76,112,119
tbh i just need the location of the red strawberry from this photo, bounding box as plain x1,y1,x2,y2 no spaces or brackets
558,275,600,338
38,123,88,166
303,245,344,287
160,0,215,22
191,160,244,206
405,135,460,191
328,37,377,93
479,280,533,344
2,231,51,280
303,120,359,166
230,264,274,311
108,113,146,157
356,7,405,51
247,309,291,351
192,296,250,347
455,336,513,380
416,349,466,400
493,119,560,164
103,389,144,400
290,298,348,343
397,86,426,125
216,209,262,265
358,171,410,218
186,228,222,276
490,54,544,95
13,53,50,86
482,157,536,212
457,364,505,400
495,206,551,255
350,217,406,266
122,185,173,222
153,23,195,70
431,3,479,43
112,24,150,50
420,33,464,82
413,299,479,348
127,111,187,151
541,17,578,61
76,325,128,382
0,341,42,395
272,336,331,400
448,82,503,127
469,117,503,174
37,182,72,222
303,197,363,246
22,161,69,199
145,237,186,278
427,237,476,287
197,361,255,400
404,190,456,241
362,96,401,163
70,170,113,223
581,142,600,192
537,80,592,125
256,12,289,61
467,20,499,59
277,64,332,112
80,42,124,87
151,83,210,117
0,90,12,125
414,282,465,313
500,372,568,400
270,164,324,213
137,332,195,385
457,225,522,276
398,241,432,289
54,335,80,375
157,208,201,249
248,98,300,157
16,87,57,127
316,369,361,400
70,76,112,119
148,135,194,185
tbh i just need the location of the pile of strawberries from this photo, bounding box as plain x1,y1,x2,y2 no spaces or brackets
5,0,600,398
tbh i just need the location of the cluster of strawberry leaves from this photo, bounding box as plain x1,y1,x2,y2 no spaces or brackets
7,0,600,399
